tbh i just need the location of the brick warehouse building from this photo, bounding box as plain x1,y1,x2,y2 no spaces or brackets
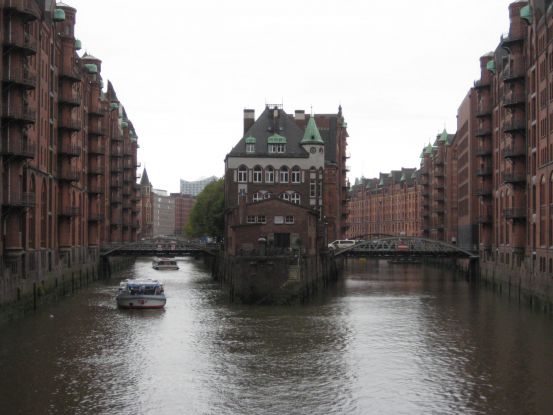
346,168,420,239
224,105,348,255
0,1,140,310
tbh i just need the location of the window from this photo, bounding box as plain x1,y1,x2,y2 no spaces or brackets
237,166,247,182
265,166,274,183
290,192,301,205
252,192,262,202
269,144,286,153
280,193,290,201
263,192,272,199
310,181,316,197
247,215,266,224
246,144,255,153
291,166,301,183
253,166,262,183
285,215,294,224
280,166,289,183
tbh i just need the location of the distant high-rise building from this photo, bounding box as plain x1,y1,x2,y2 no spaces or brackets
180,176,217,196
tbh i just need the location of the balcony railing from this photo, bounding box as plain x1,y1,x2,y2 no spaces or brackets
58,119,81,131
58,206,80,217
2,191,35,208
2,107,36,123
1,138,35,159
500,32,525,46
2,70,37,89
503,120,526,133
503,172,526,184
4,0,40,20
88,143,105,155
475,126,492,137
502,65,525,82
475,104,492,118
502,93,525,108
59,89,82,106
59,65,81,82
58,168,79,182
3,32,38,54
502,145,525,159
475,146,492,157
504,207,527,219
59,144,81,157
473,79,491,89
476,166,493,176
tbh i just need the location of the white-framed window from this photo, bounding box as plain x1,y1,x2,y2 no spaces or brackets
265,166,274,183
237,166,247,182
291,166,301,183
269,144,286,153
246,144,255,153
263,192,272,199
246,215,266,224
253,166,262,183
310,181,316,197
290,192,301,205
252,192,262,202
274,215,284,224
279,193,290,201
285,215,294,224
280,166,289,183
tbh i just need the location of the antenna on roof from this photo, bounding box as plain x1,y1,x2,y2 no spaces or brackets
310,105,313,116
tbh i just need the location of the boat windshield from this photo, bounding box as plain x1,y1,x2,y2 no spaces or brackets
126,283,163,295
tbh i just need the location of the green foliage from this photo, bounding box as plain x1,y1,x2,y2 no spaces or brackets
185,178,224,239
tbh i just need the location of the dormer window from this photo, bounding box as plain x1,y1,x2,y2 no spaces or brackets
268,134,286,153
245,136,256,154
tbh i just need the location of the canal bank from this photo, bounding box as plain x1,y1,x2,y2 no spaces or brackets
213,251,342,304
0,255,134,325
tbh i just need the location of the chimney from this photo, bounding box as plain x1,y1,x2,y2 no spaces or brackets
294,110,305,129
244,109,255,134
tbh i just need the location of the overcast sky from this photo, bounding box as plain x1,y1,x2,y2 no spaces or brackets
67,0,514,192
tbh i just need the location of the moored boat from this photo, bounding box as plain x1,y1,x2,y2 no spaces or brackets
116,279,166,309
152,257,179,270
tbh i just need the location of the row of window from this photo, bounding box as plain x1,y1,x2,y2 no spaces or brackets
251,191,301,204
237,166,302,183
246,215,295,224
246,144,286,154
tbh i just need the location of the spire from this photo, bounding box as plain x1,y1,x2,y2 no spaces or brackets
140,168,150,186
301,116,324,144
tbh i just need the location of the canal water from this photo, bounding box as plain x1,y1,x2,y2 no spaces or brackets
0,258,552,415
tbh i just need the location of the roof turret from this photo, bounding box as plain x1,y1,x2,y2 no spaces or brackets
301,116,324,144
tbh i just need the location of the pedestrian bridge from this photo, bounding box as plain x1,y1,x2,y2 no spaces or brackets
333,236,477,259
100,238,219,257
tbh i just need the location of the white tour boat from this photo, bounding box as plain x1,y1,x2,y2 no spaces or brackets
116,279,166,309
152,258,179,270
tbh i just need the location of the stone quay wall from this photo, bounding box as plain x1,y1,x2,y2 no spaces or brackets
213,252,341,304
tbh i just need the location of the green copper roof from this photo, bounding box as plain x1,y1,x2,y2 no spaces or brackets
420,150,425,158
267,134,286,144
244,136,256,144
121,121,128,129
84,63,98,74
486,59,496,74
301,117,324,144
75,39,82,50
53,8,65,22
110,102,119,110
438,128,449,143
424,143,433,155
520,5,532,24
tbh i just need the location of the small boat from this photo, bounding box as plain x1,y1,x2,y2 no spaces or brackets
116,279,166,309
152,257,179,270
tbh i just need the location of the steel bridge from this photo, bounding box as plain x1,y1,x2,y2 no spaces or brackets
333,236,477,259
100,238,219,257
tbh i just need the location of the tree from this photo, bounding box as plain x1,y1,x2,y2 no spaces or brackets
186,178,224,239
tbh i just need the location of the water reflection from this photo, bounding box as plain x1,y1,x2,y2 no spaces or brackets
0,258,552,414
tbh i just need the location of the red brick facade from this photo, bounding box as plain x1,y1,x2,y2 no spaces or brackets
172,193,196,235
0,1,140,304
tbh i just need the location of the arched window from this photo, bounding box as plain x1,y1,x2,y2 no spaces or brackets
291,166,301,183
252,192,262,202
237,165,247,183
290,192,301,205
265,166,274,183
263,192,272,199
253,166,262,183
280,166,289,183
279,193,290,201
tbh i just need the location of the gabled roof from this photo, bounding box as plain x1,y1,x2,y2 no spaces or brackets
227,106,308,158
